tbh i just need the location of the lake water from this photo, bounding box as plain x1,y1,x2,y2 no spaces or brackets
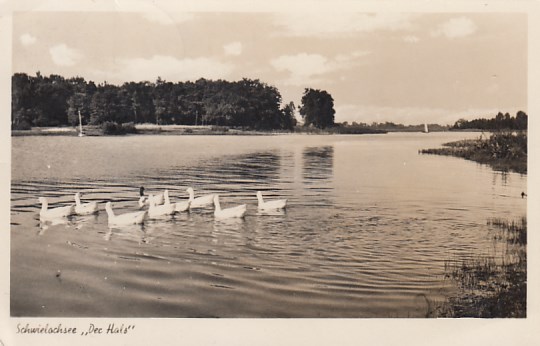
10,133,527,317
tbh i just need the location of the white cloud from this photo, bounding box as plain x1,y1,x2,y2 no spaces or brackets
432,17,477,39
116,55,234,82
274,13,415,37
20,33,37,46
223,41,242,56
271,51,370,85
49,44,82,66
403,35,419,43
271,53,328,85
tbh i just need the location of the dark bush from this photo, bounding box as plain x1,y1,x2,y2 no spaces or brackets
12,120,32,130
121,122,137,134
101,121,137,135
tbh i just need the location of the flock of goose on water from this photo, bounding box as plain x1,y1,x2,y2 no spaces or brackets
38,187,287,227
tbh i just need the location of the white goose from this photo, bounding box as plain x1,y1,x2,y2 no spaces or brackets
148,194,175,219
164,190,190,212
138,186,164,208
213,195,247,219
186,187,215,209
74,192,99,215
256,191,287,210
105,201,147,226
38,197,75,221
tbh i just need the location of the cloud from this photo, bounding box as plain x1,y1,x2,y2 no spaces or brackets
271,53,328,85
223,41,242,56
432,17,477,39
271,50,370,85
20,33,37,46
141,11,194,25
104,0,194,25
403,35,419,43
274,13,415,37
115,55,234,82
49,44,83,66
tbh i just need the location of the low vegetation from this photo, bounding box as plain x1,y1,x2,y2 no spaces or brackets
294,124,386,135
432,217,526,318
101,121,137,135
420,131,527,174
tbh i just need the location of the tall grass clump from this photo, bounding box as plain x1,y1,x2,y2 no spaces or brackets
433,217,526,317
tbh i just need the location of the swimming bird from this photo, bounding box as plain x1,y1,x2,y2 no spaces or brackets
105,201,147,226
186,187,215,209
256,191,287,210
163,189,190,212
213,195,247,219
147,194,175,218
74,192,99,215
139,186,164,208
38,197,75,221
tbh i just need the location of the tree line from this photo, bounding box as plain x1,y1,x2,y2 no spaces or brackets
12,72,301,131
452,111,528,131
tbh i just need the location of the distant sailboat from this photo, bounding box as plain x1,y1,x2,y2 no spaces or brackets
423,123,429,133
78,109,84,137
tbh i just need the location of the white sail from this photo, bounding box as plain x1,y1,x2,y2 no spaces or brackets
424,123,429,133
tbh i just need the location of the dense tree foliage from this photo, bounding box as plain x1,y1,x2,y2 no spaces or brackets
452,111,528,131
11,73,297,131
299,88,335,129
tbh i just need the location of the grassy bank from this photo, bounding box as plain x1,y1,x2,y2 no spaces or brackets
432,217,526,318
11,123,241,136
12,123,388,136
11,123,137,136
293,125,387,135
420,132,527,174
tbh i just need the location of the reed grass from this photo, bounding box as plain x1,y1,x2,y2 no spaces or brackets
432,217,526,318
420,132,527,174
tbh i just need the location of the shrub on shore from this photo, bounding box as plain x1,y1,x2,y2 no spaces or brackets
101,121,137,135
12,120,32,131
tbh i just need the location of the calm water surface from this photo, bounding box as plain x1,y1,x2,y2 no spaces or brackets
10,133,527,317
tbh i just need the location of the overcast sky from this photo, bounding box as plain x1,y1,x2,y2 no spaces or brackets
12,10,527,125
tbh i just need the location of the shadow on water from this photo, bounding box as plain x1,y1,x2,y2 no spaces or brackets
300,145,335,208
133,150,283,199
303,146,334,183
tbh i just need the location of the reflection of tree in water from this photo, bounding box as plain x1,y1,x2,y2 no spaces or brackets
146,151,283,198
214,151,281,183
302,146,334,183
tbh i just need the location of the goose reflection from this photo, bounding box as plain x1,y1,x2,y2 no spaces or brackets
256,208,286,217
212,218,245,244
38,217,71,235
103,224,145,243
71,213,100,230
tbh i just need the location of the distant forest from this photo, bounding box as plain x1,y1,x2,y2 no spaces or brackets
11,72,297,130
452,111,528,131
12,73,528,133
